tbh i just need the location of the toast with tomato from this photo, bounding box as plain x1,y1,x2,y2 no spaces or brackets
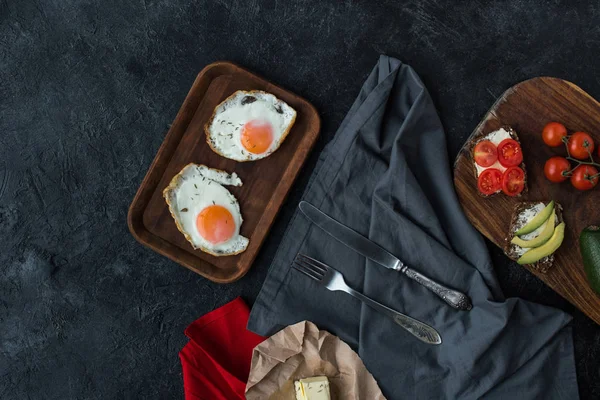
470,126,528,197
504,201,564,272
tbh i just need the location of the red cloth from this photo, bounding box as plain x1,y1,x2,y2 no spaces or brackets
179,297,265,400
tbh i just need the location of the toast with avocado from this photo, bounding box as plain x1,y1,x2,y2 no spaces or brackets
504,201,565,273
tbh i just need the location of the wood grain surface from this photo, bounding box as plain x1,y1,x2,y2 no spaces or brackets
128,62,320,283
454,77,600,324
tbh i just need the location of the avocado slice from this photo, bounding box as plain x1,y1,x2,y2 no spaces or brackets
580,226,600,295
511,209,555,248
514,201,555,236
517,222,565,265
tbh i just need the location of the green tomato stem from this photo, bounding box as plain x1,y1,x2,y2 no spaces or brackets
565,156,600,167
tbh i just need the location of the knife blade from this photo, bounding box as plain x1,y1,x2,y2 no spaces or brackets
299,201,472,311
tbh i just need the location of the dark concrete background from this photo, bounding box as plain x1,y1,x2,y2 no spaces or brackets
1,0,599,398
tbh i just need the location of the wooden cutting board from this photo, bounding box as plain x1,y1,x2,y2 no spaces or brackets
453,77,600,324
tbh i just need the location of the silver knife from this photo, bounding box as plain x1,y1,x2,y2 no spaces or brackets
299,201,472,311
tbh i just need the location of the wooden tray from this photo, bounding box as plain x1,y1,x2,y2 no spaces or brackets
128,61,320,283
454,77,600,324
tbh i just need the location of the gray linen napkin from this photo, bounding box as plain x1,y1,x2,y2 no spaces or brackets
248,55,578,399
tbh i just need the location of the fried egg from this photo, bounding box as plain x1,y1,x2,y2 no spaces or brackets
163,164,248,256
205,90,297,161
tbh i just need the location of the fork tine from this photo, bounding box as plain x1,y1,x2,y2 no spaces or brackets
292,264,322,281
297,254,328,273
295,257,326,278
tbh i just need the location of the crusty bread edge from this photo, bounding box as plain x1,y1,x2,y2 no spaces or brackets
204,90,297,162
469,126,528,198
162,162,248,257
503,201,564,272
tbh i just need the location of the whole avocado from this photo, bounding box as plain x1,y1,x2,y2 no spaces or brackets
580,226,600,295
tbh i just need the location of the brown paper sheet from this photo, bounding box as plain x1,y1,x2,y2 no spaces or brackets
245,321,386,400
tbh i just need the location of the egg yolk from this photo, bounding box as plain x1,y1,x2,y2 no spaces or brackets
196,205,235,244
241,120,274,154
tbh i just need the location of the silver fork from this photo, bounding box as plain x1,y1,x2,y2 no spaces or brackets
293,254,442,345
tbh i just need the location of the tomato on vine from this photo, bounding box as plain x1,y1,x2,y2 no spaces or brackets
570,165,599,191
568,132,595,160
544,157,571,183
542,122,567,147
542,123,599,190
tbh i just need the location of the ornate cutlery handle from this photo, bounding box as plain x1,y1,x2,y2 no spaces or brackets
345,287,442,345
401,266,472,311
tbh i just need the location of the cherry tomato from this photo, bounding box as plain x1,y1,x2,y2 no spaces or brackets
542,122,568,147
544,156,571,183
570,165,599,191
497,139,523,167
477,168,503,195
501,166,525,196
568,132,595,160
473,140,498,167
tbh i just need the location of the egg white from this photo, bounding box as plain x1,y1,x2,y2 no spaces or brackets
163,164,248,256
206,90,297,161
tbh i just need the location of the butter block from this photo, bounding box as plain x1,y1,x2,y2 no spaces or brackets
294,376,331,400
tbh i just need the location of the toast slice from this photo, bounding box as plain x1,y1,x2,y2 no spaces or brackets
504,201,564,272
469,126,528,197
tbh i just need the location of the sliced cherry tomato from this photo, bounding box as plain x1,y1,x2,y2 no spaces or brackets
501,166,525,196
542,122,568,147
473,140,498,167
570,165,599,191
568,132,595,160
477,168,502,195
544,156,571,183
497,139,523,167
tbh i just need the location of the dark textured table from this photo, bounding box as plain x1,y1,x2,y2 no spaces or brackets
2,1,599,399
